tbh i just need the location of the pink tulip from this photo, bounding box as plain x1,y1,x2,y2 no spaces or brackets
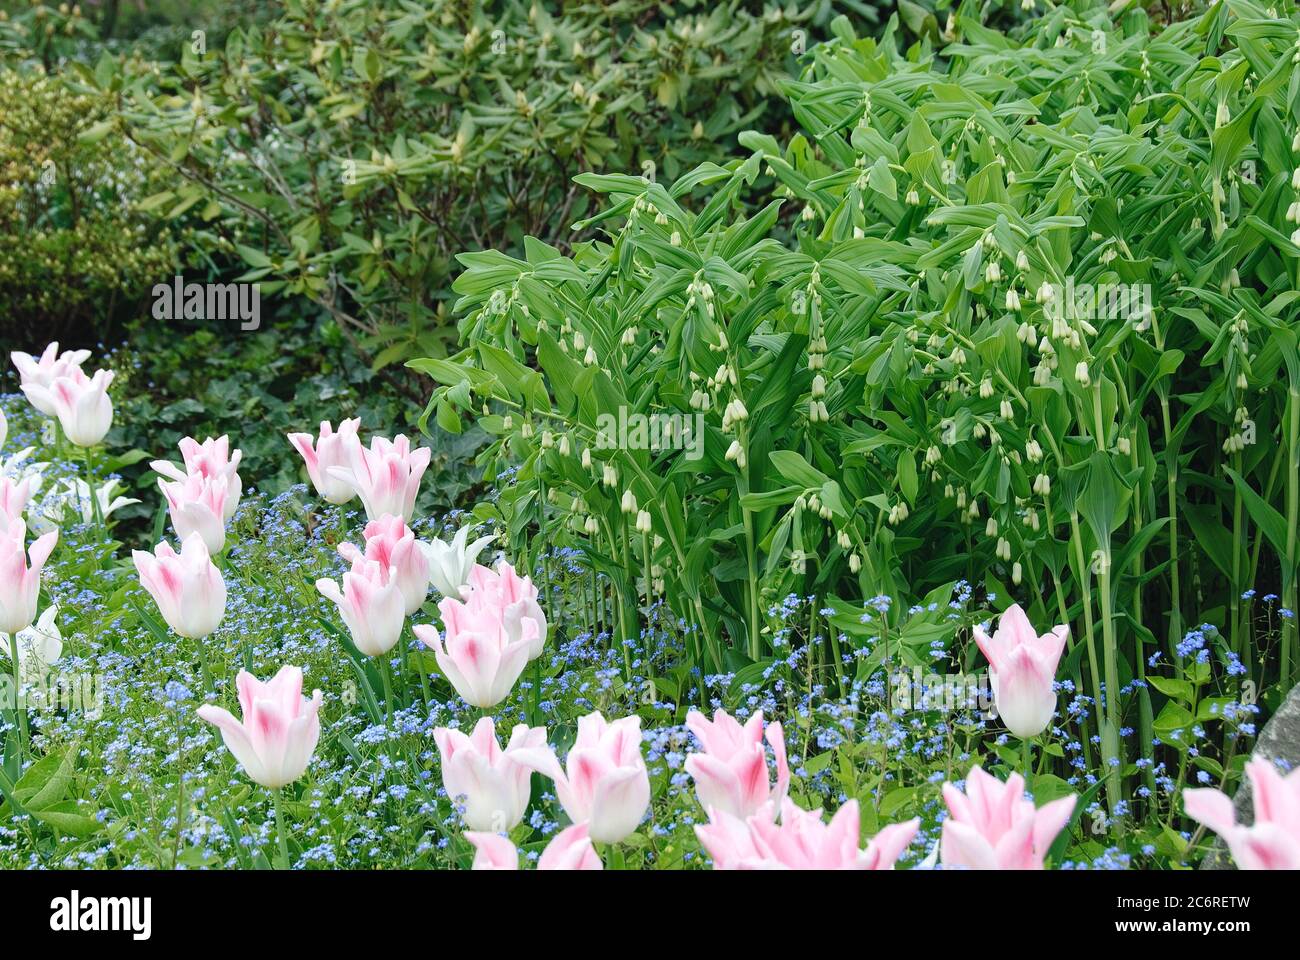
1184,758,1300,870
0,475,35,529
465,823,603,870
547,711,650,844
940,765,1075,870
338,515,430,616
974,603,1069,739
11,342,91,416
287,419,362,505
412,589,536,708
696,798,919,870
316,557,405,657
0,523,58,634
159,472,229,554
327,434,430,522
196,666,322,789
433,716,561,831
132,533,227,639
152,435,243,520
23,368,114,447
685,708,789,819
464,560,547,659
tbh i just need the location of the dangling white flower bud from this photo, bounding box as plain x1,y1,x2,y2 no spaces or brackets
621,489,637,514
1075,361,1090,387
635,509,652,534
725,440,746,469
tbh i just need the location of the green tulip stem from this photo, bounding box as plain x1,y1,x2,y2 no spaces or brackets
272,787,291,870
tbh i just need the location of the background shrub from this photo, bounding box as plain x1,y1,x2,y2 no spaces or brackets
0,63,180,344
110,0,882,378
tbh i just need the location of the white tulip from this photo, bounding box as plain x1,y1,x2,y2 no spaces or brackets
422,526,495,598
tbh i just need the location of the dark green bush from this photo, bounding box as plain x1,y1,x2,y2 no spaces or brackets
109,0,880,377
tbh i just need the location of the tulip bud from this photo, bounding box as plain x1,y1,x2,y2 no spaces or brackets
551,712,651,844
941,765,1075,869
197,667,323,790
433,718,560,831
0,525,59,634
974,604,1069,739
134,534,227,639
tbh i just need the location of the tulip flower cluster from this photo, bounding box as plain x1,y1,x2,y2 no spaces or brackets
129,436,241,643
432,711,650,868
291,423,431,523
11,343,115,447
414,562,546,708
154,435,243,555
291,421,554,713
13,360,1281,876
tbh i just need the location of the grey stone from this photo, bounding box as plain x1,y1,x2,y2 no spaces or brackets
1200,682,1300,869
